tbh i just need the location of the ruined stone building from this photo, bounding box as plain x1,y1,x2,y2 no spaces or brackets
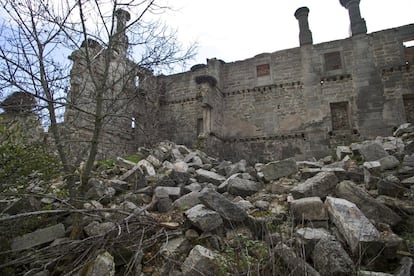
66,0,414,162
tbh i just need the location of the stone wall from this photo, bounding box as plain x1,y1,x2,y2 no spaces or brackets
64,6,414,163
154,24,414,162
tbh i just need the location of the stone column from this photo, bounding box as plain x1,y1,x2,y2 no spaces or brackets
340,0,367,35
294,7,313,46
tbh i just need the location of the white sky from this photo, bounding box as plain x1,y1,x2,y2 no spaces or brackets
163,0,414,69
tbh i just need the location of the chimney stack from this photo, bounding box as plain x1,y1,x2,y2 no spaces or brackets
340,0,367,35
114,9,131,54
294,7,313,46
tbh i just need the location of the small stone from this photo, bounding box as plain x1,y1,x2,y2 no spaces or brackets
378,155,400,170
172,191,201,209
84,221,115,237
227,177,262,196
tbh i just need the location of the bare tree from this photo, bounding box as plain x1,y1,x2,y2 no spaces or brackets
0,0,196,190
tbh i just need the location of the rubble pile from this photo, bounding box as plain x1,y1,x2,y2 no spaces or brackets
1,124,414,275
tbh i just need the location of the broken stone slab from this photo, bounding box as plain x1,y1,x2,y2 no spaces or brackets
11,223,65,251
217,173,240,193
273,243,320,276
160,236,191,258
376,195,414,215
118,163,144,184
84,221,115,237
325,197,382,257
199,189,248,222
311,238,355,276
107,179,129,193
224,159,247,177
195,169,225,185
336,145,352,160
146,154,162,168
290,171,338,199
295,227,334,258
181,245,218,276
267,177,298,194
115,157,137,169
172,191,201,209
364,168,380,190
378,155,400,170
393,123,414,137
377,175,409,198
261,158,298,182
173,160,189,173
394,257,414,276
227,177,262,196
359,271,393,276
184,204,223,232
358,141,389,161
290,197,328,222
138,159,156,175
335,181,401,226
154,186,182,201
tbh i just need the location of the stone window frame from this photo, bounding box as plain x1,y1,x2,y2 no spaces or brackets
256,64,271,77
402,39,414,65
330,101,351,131
321,48,345,75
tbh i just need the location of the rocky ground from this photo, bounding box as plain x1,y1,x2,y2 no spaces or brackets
1,124,414,275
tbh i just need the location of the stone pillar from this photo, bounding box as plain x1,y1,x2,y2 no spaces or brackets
294,7,313,46
340,0,367,35
114,9,131,54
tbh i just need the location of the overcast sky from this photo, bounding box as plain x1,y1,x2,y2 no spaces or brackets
163,0,414,70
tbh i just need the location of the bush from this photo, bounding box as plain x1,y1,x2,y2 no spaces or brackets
0,118,61,191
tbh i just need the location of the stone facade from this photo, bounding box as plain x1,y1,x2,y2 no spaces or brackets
66,2,414,163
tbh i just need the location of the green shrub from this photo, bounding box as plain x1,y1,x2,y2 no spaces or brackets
0,118,61,191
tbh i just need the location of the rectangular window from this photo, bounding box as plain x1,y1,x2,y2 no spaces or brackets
330,102,350,131
256,64,270,77
196,118,203,136
324,52,342,71
403,40,414,65
403,94,414,123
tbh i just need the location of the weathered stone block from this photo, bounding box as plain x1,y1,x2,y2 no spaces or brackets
261,158,298,182
290,171,338,199
227,177,262,196
195,169,225,185
358,142,389,161
290,197,328,222
184,204,223,232
335,180,401,226
199,189,248,222
325,197,382,256
11,223,65,251
312,238,355,276
181,245,218,276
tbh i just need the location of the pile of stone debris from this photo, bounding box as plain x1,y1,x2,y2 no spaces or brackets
1,124,414,275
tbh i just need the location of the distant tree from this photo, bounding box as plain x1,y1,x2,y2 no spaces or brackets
0,0,195,193
0,92,36,114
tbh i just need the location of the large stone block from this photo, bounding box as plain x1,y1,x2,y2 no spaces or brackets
184,204,223,232
358,142,389,161
11,223,65,251
325,197,382,256
195,169,225,185
199,189,248,222
290,171,338,199
227,177,262,196
290,197,328,222
261,158,298,182
312,238,355,276
335,181,401,226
